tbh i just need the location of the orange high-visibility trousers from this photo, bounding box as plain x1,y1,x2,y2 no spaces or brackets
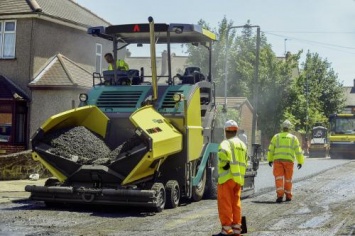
217,179,242,232
273,161,294,199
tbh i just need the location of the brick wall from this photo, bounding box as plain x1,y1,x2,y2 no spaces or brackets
0,144,26,155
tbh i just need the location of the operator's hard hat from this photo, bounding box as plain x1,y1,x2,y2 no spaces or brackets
224,120,238,131
281,119,292,129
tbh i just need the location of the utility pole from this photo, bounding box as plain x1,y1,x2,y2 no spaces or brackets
251,26,260,145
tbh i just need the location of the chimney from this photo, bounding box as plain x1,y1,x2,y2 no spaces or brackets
26,0,42,12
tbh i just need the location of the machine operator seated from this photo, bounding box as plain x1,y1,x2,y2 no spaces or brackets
103,53,130,85
104,53,129,71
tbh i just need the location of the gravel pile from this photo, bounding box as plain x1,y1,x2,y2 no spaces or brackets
42,126,111,164
41,126,144,165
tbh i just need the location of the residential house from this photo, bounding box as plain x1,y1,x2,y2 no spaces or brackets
215,97,256,151
342,79,355,114
0,0,118,154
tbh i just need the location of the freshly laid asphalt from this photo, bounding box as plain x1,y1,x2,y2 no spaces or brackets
0,157,352,204
254,157,353,194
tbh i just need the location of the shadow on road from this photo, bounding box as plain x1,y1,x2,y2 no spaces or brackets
251,200,280,204
2,199,161,218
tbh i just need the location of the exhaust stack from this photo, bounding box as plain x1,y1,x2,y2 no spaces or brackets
148,16,158,102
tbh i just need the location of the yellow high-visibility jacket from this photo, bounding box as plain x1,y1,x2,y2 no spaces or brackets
108,59,129,71
218,137,248,186
267,132,304,164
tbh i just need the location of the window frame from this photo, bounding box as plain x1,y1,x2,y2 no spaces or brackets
95,43,102,73
0,20,16,59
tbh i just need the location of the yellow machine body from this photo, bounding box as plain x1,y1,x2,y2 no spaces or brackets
39,105,109,137
122,105,182,184
32,105,110,182
329,113,355,159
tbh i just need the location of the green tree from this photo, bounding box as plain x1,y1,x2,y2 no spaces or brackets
185,17,236,96
185,17,301,141
184,17,344,144
285,51,345,134
257,50,301,140
222,21,302,142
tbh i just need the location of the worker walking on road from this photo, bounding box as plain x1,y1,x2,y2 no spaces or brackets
267,119,305,203
213,120,248,236
238,129,248,147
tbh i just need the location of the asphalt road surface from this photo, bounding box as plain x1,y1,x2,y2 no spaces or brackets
255,157,352,193
0,158,354,236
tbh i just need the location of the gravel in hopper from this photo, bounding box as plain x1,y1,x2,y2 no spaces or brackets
41,126,143,165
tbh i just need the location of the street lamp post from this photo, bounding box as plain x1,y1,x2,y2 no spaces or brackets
252,26,260,145
223,25,260,145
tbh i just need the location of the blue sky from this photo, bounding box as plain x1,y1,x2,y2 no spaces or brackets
76,0,355,86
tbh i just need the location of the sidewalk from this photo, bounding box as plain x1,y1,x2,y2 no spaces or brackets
0,179,46,203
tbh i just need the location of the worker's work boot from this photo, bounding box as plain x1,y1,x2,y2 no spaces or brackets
212,228,234,236
276,197,283,203
212,233,234,236
232,224,242,236
286,198,292,202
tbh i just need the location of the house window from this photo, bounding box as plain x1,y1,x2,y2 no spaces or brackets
95,43,102,73
0,20,16,59
0,102,27,144
14,103,27,143
0,104,13,143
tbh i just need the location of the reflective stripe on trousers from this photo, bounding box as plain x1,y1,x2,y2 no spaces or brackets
232,223,241,235
273,161,294,199
220,225,233,235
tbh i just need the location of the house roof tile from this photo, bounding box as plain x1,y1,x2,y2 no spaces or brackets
0,0,32,14
0,0,109,27
215,97,253,110
29,53,92,88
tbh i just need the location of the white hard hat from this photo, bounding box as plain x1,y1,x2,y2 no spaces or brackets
224,120,238,131
281,119,292,129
